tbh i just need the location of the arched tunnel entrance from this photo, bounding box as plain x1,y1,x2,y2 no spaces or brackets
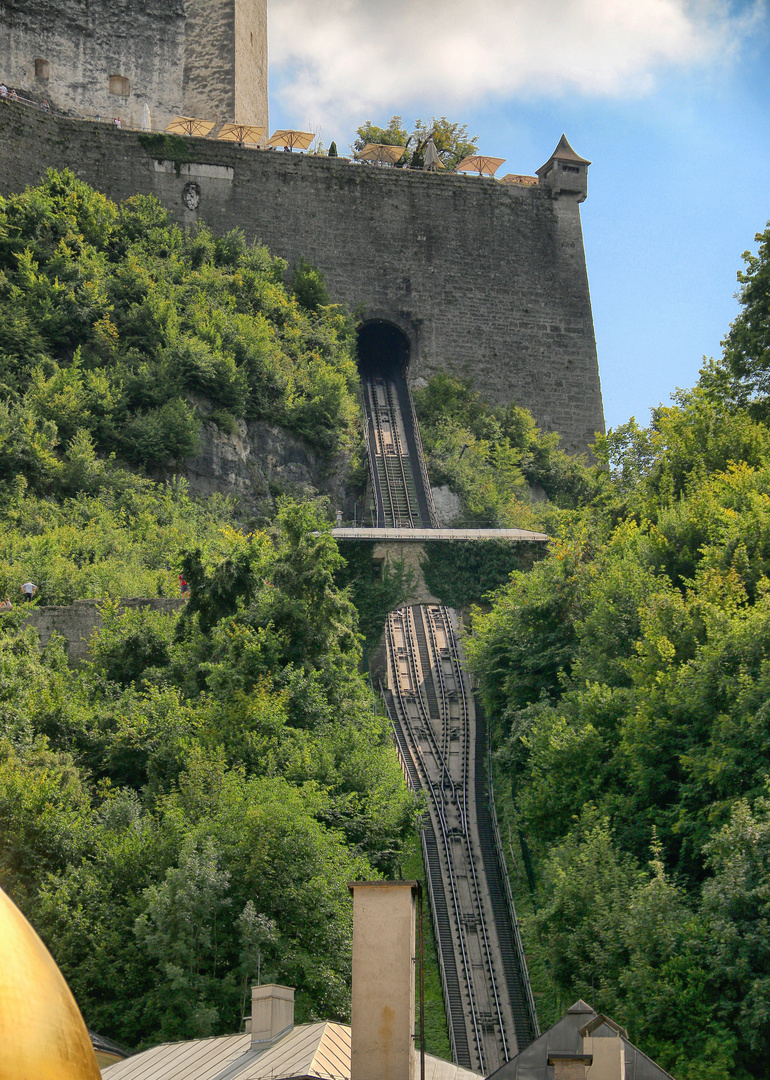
356,320,437,528
357,320,410,377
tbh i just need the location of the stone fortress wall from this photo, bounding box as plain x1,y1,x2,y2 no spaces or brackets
0,0,268,132
0,101,604,453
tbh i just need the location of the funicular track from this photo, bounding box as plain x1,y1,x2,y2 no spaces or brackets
383,606,537,1074
361,372,439,528
360,364,538,1071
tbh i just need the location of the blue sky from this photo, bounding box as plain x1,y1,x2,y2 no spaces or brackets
268,0,770,431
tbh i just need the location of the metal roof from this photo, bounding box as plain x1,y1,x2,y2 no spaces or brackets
102,1023,482,1080
486,1001,676,1080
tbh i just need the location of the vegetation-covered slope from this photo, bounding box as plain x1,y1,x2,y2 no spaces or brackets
0,173,416,1050
466,223,770,1080
0,498,416,1046
0,169,360,492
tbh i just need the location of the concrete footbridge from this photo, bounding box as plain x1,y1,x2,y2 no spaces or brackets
332,528,549,542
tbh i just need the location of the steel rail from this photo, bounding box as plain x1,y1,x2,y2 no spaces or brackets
426,607,509,1064
436,608,509,1063
361,378,386,527
382,674,466,1067
364,375,417,528
383,378,417,527
365,377,397,527
390,609,485,1071
361,366,533,1068
386,611,486,1071
386,622,477,1058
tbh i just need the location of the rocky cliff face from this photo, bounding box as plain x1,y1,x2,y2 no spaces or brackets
178,418,354,517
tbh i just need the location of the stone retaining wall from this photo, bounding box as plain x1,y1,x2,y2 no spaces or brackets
22,598,185,663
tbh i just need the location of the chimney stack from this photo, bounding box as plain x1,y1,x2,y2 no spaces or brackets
547,1053,594,1080
249,984,295,1047
349,881,419,1080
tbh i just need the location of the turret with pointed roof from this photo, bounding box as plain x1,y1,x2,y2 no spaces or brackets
537,135,591,202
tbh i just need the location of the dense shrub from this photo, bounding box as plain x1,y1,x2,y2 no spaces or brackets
0,170,361,490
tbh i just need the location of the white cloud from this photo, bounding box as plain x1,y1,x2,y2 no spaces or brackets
268,0,764,126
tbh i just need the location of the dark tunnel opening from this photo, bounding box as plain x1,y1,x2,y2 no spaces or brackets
356,321,410,377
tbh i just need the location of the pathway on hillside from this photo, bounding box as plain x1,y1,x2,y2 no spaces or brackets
359,360,539,1073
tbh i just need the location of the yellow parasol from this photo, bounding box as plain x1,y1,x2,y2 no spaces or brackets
266,129,314,151
165,116,215,138
217,122,265,146
357,142,406,165
455,154,506,177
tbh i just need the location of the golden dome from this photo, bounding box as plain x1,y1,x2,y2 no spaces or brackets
0,886,102,1080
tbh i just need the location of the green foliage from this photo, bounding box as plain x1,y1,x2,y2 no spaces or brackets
352,116,478,169
414,373,594,530
466,226,770,1075
0,500,417,1050
137,133,193,170
0,478,239,604
0,170,361,490
699,222,770,417
328,141,338,158
334,540,414,651
421,539,545,610
89,600,176,686
291,257,331,311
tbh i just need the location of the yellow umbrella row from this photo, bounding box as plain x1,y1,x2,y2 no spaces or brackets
164,120,316,151
163,121,506,177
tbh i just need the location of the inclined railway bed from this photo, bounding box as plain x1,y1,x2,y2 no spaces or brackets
384,605,536,1074
361,372,438,529
359,363,537,1070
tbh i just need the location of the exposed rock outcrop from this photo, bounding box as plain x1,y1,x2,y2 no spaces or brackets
178,418,353,517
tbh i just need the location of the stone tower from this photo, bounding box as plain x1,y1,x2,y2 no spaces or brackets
536,133,590,201
183,0,268,131
0,0,268,133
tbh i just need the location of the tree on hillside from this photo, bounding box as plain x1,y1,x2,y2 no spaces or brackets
351,115,478,169
700,222,770,417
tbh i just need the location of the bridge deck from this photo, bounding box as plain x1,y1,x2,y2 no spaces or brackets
332,527,549,542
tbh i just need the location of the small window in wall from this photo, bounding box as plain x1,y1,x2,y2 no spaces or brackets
561,164,580,174
109,75,130,97
34,58,50,79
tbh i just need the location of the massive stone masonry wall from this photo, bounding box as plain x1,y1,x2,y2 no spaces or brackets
1,0,187,129
0,0,268,131
0,103,604,453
